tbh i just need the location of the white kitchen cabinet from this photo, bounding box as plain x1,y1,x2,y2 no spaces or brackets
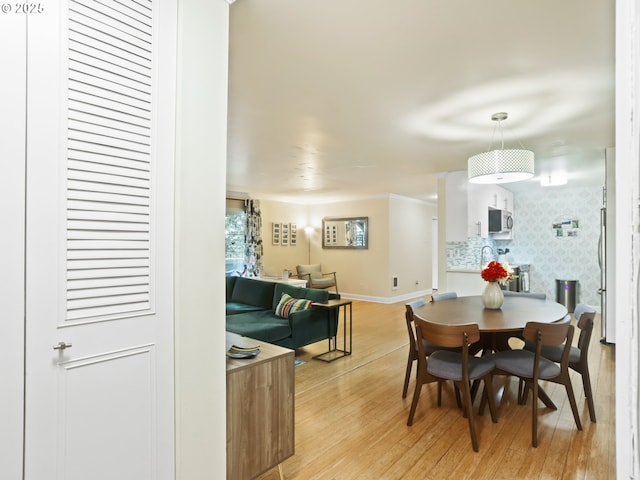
445,171,515,241
445,171,471,241
488,185,514,212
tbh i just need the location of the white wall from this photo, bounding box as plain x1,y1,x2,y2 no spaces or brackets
614,0,640,476
174,1,228,478
308,197,390,299
497,185,602,306
389,195,437,297
0,13,26,479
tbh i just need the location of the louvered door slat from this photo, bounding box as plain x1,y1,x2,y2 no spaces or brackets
68,200,150,216
67,249,149,260
70,3,152,51
67,150,150,171
72,0,152,39
68,31,152,74
69,107,150,137
66,0,154,322
68,117,150,144
68,182,150,201
67,284,149,301
69,90,150,121
66,26,151,69
66,302,150,320
68,275,149,290
68,101,150,130
69,78,151,113
68,172,150,192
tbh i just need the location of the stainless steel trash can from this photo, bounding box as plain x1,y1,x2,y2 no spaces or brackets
556,279,577,313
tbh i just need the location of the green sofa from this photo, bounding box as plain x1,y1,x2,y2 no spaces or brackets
225,276,340,349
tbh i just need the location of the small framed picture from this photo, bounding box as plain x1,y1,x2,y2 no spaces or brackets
281,222,289,246
272,223,281,245
290,223,297,246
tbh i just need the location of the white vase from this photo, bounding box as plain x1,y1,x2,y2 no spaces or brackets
482,281,504,309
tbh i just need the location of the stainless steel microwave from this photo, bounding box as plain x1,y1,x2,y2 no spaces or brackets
488,209,513,233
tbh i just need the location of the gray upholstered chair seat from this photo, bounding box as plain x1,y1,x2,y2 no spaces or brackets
493,349,560,379
427,350,495,382
523,341,581,364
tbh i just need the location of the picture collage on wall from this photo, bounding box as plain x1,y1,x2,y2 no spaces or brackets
552,217,580,237
272,222,297,246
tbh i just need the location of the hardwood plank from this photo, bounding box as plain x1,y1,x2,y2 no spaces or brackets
253,299,615,480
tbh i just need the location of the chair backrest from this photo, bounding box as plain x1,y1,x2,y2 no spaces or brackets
431,291,458,302
405,298,427,349
523,321,575,369
573,303,593,322
415,317,480,349
297,264,322,280
574,303,596,361
503,291,546,300
523,321,572,346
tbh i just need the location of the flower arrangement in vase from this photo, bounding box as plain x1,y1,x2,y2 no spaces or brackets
480,261,513,309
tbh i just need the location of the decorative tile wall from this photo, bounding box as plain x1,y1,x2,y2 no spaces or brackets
447,185,604,309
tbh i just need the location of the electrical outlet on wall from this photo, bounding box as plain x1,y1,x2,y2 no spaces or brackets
392,276,398,289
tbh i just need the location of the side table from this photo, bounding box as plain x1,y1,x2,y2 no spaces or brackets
311,298,353,362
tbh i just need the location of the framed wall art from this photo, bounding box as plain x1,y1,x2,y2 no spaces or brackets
290,223,297,246
272,222,281,245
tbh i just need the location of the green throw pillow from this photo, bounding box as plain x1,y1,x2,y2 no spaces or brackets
275,293,312,318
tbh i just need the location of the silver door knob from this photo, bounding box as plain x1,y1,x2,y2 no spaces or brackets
53,342,72,351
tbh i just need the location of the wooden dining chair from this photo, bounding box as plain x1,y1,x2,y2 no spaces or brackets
523,303,597,422
487,321,582,447
491,291,547,352
407,318,497,452
430,291,458,302
402,299,459,402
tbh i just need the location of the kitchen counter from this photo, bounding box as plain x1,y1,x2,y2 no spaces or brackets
445,269,485,296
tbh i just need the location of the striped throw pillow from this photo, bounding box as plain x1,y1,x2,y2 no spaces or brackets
275,293,312,318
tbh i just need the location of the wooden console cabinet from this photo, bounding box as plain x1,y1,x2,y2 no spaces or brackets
226,336,295,479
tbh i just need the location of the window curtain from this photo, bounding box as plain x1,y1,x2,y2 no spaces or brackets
243,199,263,276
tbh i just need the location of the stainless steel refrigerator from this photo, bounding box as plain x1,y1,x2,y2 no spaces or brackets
598,201,608,341
600,148,616,344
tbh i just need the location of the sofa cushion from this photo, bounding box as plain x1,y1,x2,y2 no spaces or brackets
225,310,292,343
226,302,268,316
275,293,312,318
230,277,275,309
272,283,329,310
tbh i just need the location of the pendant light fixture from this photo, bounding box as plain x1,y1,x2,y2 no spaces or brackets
468,112,535,184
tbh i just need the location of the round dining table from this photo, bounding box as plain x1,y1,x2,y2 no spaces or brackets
413,295,568,352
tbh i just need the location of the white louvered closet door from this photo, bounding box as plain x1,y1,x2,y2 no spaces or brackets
24,1,176,479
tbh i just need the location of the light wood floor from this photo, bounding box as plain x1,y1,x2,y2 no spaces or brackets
256,299,615,480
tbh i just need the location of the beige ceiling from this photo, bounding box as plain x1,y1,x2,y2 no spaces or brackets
226,0,615,204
